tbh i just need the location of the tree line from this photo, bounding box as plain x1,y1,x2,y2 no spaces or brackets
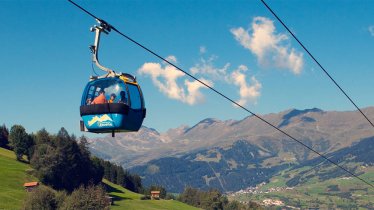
178,187,263,210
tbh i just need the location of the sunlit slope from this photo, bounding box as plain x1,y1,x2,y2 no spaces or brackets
0,148,198,210
103,179,200,210
0,148,36,210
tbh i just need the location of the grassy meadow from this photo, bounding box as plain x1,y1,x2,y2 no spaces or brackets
0,148,36,210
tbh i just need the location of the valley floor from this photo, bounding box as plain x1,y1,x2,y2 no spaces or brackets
229,166,374,209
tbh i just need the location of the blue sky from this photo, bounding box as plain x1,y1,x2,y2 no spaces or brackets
1,0,374,136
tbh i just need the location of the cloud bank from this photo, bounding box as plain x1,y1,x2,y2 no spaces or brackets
231,17,303,74
139,52,262,107
138,56,213,105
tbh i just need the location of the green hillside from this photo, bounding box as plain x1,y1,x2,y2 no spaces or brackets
0,147,199,210
104,179,200,210
0,148,36,210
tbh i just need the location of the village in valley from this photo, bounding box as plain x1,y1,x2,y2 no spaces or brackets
227,182,296,208
228,182,294,196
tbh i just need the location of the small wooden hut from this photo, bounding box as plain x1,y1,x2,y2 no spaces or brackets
23,182,39,192
151,191,160,200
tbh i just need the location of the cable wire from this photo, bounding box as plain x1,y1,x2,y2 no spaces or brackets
260,0,374,129
67,0,374,188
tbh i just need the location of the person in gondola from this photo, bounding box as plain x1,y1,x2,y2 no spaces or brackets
91,89,107,104
118,91,128,104
108,93,116,103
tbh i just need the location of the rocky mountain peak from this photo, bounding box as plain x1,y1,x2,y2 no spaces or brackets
140,126,160,135
198,118,220,125
184,118,220,134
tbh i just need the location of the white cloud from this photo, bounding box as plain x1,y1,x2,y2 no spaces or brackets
199,46,207,54
139,48,262,107
230,65,262,106
190,55,230,81
231,16,303,75
138,56,213,105
164,55,177,64
189,49,262,106
184,79,212,105
369,25,374,36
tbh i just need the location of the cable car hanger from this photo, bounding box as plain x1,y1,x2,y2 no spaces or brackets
89,19,136,82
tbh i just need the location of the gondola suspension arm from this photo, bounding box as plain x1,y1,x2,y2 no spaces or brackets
89,19,116,78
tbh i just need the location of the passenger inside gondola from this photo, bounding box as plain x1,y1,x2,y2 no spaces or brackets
108,93,116,103
118,91,128,104
91,89,107,104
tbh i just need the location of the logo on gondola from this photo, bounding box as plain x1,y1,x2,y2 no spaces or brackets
88,114,114,127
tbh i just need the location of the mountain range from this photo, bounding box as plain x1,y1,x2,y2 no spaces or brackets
88,107,374,192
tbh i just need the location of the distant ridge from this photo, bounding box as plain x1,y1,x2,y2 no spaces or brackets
89,107,374,168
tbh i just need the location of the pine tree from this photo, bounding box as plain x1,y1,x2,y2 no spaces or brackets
34,128,51,145
116,166,125,186
0,124,9,148
110,164,117,183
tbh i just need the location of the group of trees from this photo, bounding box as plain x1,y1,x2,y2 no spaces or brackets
1,124,148,209
178,187,262,210
0,124,34,160
2,124,142,194
178,187,227,210
2,125,106,191
0,124,111,209
22,184,109,210
30,128,104,192
10,125,34,161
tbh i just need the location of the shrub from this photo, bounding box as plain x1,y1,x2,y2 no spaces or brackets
61,185,110,210
140,195,151,200
22,185,59,210
165,193,176,200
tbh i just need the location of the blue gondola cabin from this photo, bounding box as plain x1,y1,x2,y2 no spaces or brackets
80,74,146,134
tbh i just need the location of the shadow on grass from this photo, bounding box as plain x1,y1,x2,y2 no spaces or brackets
104,182,122,193
18,159,30,164
103,182,133,202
